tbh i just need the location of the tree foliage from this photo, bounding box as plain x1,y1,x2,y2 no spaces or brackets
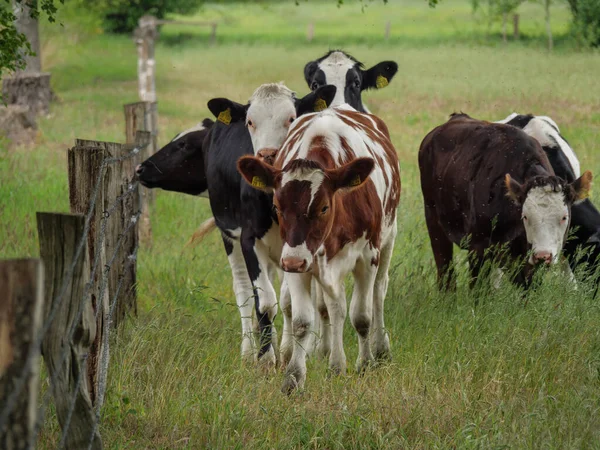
80,0,203,34
0,0,63,79
570,0,600,46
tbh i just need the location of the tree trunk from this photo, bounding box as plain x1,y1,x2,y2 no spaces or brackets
545,0,553,51
12,0,41,73
502,13,508,43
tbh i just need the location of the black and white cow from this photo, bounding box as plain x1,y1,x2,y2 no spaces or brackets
498,113,600,282
202,83,337,367
304,50,398,113
136,119,213,196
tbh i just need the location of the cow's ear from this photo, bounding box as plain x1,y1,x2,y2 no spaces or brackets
362,61,398,90
570,170,593,203
237,155,280,193
207,98,248,125
295,85,337,116
328,157,375,192
505,174,524,204
304,60,319,88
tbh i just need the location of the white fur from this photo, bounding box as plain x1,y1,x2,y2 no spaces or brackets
497,113,581,178
171,122,205,142
277,108,398,391
522,185,570,264
246,83,296,154
318,51,356,108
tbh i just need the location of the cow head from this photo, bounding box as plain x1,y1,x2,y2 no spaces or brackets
207,83,337,156
238,156,375,273
304,50,398,112
505,171,593,265
136,119,213,196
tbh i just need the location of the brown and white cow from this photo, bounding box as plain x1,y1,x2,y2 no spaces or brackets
238,106,401,393
419,113,592,290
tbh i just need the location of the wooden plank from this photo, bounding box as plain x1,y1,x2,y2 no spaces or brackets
124,102,156,245
68,144,109,405
0,259,44,450
69,140,139,333
36,213,102,449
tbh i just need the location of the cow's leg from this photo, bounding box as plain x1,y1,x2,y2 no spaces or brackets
372,232,395,362
424,205,455,290
223,234,256,363
281,272,313,394
321,282,347,376
240,231,278,371
279,275,293,369
315,282,332,359
351,255,377,373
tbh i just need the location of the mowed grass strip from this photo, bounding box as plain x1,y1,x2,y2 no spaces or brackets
2,2,600,448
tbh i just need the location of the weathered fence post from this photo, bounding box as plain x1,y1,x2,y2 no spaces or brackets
210,22,217,45
69,139,140,332
385,21,391,40
0,259,44,450
124,102,156,245
513,14,520,40
134,15,158,103
307,22,314,42
36,213,102,449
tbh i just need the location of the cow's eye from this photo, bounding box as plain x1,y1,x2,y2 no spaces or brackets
247,120,254,128
354,78,361,88
562,215,567,222
288,117,295,124
311,81,319,91
321,206,329,214
523,215,528,221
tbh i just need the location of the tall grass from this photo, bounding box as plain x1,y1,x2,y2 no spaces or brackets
2,1,600,448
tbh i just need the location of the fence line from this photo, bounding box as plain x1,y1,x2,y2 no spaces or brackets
0,126,149,447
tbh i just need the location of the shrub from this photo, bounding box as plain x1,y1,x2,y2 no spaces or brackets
571,0,600,47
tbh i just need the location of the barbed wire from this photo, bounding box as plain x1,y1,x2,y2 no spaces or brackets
0,141,147,448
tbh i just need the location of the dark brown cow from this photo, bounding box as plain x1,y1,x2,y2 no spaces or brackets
419,113,592,289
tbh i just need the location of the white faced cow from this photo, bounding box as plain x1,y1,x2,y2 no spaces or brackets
238,106,401,393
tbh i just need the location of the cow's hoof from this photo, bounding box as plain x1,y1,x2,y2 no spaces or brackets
355,357,375,375
326,362,346,378
257,348,277,375
316,343,331,360
281,374,299,395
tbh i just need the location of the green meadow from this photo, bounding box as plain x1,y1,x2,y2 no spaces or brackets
2,0,600,448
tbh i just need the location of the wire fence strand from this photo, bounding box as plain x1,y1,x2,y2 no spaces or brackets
0,141,147,448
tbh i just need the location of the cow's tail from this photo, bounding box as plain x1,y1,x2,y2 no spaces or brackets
184,217,218,249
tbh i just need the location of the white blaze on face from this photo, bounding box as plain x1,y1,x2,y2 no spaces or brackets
521,185,569,264
281,168,325,213
318,51,355,107
246,83,297,154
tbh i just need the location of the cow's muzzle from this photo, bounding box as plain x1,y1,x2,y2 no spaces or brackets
281,257,308,273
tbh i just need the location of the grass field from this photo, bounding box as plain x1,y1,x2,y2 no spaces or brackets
2,0,600,448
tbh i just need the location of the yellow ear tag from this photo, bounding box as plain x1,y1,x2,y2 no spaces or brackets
349,175,361,187
376,75,389,89
251,176,266,189
218,108,232,125
314,98,327,112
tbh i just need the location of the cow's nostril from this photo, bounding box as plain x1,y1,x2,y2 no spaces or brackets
135,164,144,176
534,252,553,264
281,257,307,273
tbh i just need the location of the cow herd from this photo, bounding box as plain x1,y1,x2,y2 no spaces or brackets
136,50,600,394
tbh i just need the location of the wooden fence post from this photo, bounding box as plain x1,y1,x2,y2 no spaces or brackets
307,23,314,42
36,213,102,450
0,259,44,450
134,15,158,103
124,102,156,245
513,14,520,40
385,21,391,40
68,139,140,357
210,22,217,45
